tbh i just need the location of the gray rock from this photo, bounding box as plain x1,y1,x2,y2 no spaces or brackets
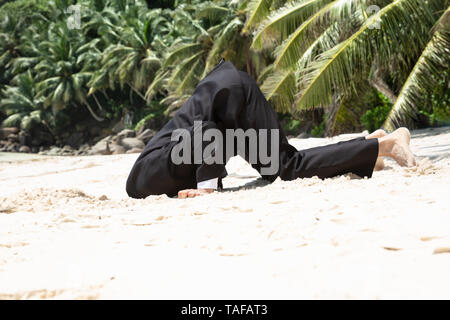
6,143,18,152
62,145,73,152
90,136,112,155
121,137,145,150
47,147,62,156
19,145,31,153
18,131,28,145
117,129,135,139
126,147,143,154
0,127,19,139
79,143,90,151
7,134,19,142
136,129,154,144
110,143,126,154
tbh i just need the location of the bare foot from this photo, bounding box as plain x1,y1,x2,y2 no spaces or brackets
178,188,214,199
366,129,387,140
374,157,385,171
379,127,416,167
366,129,387,170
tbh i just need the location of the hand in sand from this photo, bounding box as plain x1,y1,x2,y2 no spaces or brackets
178,188,214,199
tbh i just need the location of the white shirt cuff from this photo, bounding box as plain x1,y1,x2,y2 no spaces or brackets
197,178,218,189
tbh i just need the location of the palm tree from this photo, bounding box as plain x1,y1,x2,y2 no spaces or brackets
0,15,25,88
33,22,104,121
87,2,166,102
145,0,255,114
0,71,43,130
245,0,449,133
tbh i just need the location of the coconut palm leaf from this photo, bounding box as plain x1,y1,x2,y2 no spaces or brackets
295,0,440,111
202,17,244,78
273,0,366,69
383,7,450,131
251,0,334,49
260,69,297,112
243,0,273,33
163,43,202,68
167,51,203,91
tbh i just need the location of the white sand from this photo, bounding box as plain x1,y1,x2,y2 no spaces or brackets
0,127,449,299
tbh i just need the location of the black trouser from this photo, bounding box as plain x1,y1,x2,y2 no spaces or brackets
126,69,378,198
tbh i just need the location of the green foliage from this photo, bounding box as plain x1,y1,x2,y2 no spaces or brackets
361,93,393,132
246,0,449,132
282,118,301,135
311,115,325,137
418,70,450,126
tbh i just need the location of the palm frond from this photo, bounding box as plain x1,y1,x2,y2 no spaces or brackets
167,51,203,90
260,69,297,112
383,9,450,131
295,0,440,111
251,0,333,49
145,69,170,102
163,43,202,68
242,0,273,33
273,0,366,69
202,17,243,78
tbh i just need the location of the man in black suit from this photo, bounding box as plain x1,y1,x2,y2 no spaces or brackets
126,59,416,199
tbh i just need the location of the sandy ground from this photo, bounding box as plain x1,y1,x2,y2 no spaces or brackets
0,126,449,299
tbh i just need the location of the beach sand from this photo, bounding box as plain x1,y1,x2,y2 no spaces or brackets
0,127,449,299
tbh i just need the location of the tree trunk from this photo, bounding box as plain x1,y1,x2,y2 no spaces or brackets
84,100,105,122
369,68,398,103
324,94,341,137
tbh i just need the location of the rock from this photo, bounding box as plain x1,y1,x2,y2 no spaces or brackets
6,143,18,152
0,127,19,139
19,145,31,153
7,134,19,142
18,131,28,145
117,129,135,139
76,150,87,156
79,143,90,152
126,147,143,154
47,146,62,156
136,128,154,144
61,145,75,155
121,137,145,150
110,143,126,155
90,136,112,155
